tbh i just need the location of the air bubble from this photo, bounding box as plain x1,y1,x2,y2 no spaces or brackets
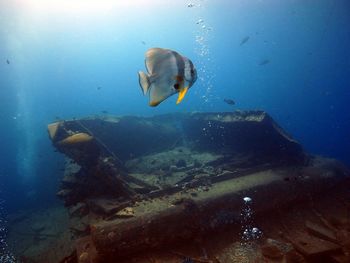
243,196,252,203
240,197,263,244
0,193,16,262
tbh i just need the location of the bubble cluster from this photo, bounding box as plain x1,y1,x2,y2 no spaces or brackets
188,0,216,107
240,196,262,244
0,193,16,262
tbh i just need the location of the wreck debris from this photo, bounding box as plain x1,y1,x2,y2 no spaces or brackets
48,121,61,140
286,231,341,259
45,111,350,262
260,243,284,260
76,236,97,263
305,220,338,244
49,111,307,206
115,207,134,218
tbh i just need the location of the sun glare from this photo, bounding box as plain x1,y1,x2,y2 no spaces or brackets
14,0,173,16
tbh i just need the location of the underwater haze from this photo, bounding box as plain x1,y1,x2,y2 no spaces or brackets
0,0,349,256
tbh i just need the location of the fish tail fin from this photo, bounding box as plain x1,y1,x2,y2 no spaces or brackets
138,71,150,95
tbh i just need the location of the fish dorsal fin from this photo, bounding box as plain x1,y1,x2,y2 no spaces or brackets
145,48,172,75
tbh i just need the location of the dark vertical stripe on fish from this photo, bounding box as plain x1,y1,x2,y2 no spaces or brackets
172,51,184,80
188,59,194,86
188,59,194,72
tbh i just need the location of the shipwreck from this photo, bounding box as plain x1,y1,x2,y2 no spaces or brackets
47,111,350,263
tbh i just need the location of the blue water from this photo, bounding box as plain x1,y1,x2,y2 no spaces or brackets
0,0,349,240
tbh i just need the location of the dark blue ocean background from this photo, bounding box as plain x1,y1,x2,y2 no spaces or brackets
0,0,349,216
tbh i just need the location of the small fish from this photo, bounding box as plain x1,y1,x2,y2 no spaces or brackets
259,59,270,66
224,98,235,105
240,36,250,46
138,48,197,107
6,59,10,64
97,86,102,90
101,110,108,114
141,41,146,45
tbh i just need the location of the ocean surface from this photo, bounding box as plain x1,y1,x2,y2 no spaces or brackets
0,0,349,260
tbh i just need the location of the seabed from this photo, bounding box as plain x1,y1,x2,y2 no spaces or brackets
7,111,350,263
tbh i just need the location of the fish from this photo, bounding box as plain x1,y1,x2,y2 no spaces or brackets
259,59,270,66
138,48,197,107
6,59,10,64
224,98,235,105
240,36,250,46
97,86,102,90
101,110,108,114
141,41,146,45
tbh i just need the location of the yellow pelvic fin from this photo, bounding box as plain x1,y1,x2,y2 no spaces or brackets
176,86,188,104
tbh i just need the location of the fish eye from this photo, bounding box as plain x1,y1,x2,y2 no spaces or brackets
173,83,180,90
